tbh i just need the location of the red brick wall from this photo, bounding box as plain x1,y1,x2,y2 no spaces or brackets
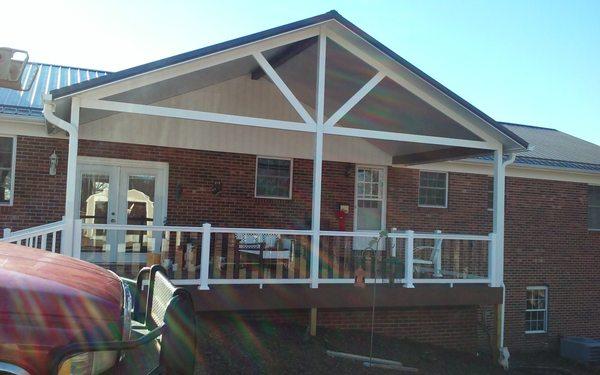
0,136,67,229
206,306,482,351
2,136,600,353
503,177,600,351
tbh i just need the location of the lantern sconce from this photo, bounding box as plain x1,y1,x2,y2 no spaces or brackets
49,150,58,176
211,180,222,195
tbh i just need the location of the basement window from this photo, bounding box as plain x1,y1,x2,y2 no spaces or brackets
255,157,292,199
0,136,15,205
418,171,447,208
525,286,548,334
588,185,600,230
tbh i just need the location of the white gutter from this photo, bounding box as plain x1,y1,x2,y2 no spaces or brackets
497,151,516,370
42,94,79,257
42,94,76,134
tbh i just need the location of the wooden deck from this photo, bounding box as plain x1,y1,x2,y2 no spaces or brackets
187,284,502,312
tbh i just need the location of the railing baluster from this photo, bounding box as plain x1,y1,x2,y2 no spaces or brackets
433,229,443,278
51,232,57,252
73,220,82,259
404,230,414,288
41,234,48,251
198,223,211,290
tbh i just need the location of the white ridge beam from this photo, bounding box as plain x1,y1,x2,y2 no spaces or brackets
324,71,385,128
253,52,316,125
79,98,316,133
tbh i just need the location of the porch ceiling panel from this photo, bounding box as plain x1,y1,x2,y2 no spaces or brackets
337,76,482,141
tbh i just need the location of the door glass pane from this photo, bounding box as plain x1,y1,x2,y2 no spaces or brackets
80,173,110,254
126,175,156,252
356,200,382,230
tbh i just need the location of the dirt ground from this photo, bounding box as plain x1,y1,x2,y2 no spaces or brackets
194,318,600,374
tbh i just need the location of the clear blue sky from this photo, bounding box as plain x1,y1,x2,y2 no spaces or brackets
4,0,599,146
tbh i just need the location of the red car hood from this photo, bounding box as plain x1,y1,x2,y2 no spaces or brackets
0,244,124,372
0,243,122,319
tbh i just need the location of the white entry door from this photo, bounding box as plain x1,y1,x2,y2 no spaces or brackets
76,158,168,265
354,166,386,250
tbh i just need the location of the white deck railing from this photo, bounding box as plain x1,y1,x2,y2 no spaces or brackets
73,221,499,289
1,220,499,289
2,220,65,253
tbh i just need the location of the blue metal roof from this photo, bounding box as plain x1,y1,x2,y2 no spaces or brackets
0,63,107,118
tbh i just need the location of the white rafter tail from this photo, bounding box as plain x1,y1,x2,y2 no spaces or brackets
324,126,493,149
79,98,316,133
324,71,385,128
252,52,316,126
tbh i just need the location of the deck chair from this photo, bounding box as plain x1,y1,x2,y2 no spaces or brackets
414,231,443,278
235,233,292,273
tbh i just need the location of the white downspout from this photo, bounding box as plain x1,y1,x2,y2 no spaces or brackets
496,151,516,369
42,94,79,257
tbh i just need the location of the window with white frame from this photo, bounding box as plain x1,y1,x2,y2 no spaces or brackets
0,136,15,204
356,167,385,231
418,171,447,207
255,157,292,199
525,286,548,333
588,185,600,230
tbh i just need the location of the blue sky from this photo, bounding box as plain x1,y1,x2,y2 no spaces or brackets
4,0,599,146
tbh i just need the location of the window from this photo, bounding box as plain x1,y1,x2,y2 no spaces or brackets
0,136,15,205
525,286,548,333
418,171,447,207
356,167,385,230
588,185,600,230
255,157,292,199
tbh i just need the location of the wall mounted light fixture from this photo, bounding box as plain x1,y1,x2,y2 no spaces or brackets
49,150,58,176
212,181,222,195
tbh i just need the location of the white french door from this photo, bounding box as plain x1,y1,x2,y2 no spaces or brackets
76,158,168,265
354,166,386,250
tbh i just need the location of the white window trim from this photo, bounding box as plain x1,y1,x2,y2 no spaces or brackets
353,165,387,233
254,156,293,200
588,184,600,231
0,135,17,206
525,286,548,334
418,170,448,208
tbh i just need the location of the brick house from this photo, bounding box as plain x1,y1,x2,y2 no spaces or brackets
1,11,599,359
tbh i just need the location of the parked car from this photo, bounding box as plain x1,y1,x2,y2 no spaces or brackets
0,243,196,374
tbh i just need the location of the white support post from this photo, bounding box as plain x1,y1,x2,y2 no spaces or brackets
404,230,415,288
72,219,82,259
492,149,505,288
3,228,10,239
198,223,211,290
433,229,443,278
309,31,327,289
61,98,80,257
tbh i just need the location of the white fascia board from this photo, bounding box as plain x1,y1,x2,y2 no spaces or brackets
57,25,324,101
407,159,600,184
0,115,66,138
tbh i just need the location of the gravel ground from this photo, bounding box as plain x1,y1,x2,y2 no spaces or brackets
193,317,600,374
